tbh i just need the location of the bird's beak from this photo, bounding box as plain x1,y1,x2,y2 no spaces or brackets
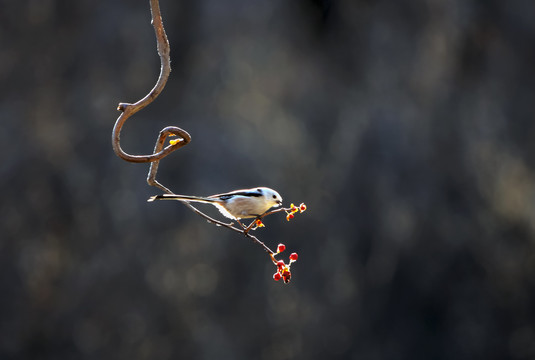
277,200,283,206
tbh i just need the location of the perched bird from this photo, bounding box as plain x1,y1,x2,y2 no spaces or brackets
148,187,283,220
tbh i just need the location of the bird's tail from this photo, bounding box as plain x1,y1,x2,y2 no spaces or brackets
147,194,219,204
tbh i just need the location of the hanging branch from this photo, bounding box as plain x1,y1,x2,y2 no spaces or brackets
112,0,306,283
112,0,191,166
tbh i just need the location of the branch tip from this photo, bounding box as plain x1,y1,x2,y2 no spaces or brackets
117,103,128,111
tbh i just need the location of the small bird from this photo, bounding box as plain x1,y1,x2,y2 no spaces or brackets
148,187,283,220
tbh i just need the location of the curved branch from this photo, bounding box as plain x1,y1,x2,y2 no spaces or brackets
112,0,190,163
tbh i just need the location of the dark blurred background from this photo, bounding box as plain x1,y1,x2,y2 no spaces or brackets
2,0,535,359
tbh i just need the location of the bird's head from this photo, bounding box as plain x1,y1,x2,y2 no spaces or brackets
258,187,283,208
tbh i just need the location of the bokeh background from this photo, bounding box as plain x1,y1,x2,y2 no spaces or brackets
2,0,535,359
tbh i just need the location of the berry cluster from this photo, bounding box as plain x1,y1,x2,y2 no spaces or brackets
271,243,298,284
286,203,307,221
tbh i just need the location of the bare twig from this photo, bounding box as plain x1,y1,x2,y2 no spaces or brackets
181,202,276,254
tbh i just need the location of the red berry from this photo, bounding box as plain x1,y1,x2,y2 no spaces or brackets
300,204,307,212
276,260,285,269
273,272,282,281
282,271,292,283
277,244,286,253
289,253,298,261
288,213,294,219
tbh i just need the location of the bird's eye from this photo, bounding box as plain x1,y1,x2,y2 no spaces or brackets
272,195,277,199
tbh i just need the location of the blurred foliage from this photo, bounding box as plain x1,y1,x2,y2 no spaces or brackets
1,0,535,359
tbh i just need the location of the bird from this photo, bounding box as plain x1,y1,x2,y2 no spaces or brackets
147,187,283,220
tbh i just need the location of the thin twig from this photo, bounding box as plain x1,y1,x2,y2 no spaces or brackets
181,202,275,254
